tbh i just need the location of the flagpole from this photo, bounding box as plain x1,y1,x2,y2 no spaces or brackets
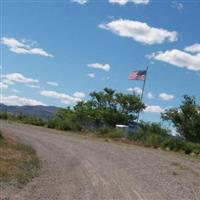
136,66,148,122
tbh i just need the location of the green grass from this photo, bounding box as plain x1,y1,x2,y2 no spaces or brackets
0,132,40,185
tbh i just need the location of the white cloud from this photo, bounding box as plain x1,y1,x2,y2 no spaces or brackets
109,0,149,5
147,92,155,99
0,95,46,106
29,48,53,57
1,37,53,57
88,63,110,72
47,81,59,87
73,91,86,98
184,43,200,54
99,19,177,45
11,89,19,93
171,1,184,11
144,105,164,113
159,93,174,101
87,73,95,78
2,73,39,85
71,0,88,4
149,44,200,71
127,87,142,95
40,90,85,105
0,82,8,89
27,84,40,89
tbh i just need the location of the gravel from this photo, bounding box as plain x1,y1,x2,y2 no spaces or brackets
0,120,200,200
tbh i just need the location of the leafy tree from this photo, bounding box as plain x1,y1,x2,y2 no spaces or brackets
47,88,145,131
74,88,145,129
162,95,200,143
74,101,97,129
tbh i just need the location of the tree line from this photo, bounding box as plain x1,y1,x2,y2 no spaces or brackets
1,88,200,154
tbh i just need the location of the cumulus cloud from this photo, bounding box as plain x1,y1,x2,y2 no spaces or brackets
88,73,95,78
99,19,177,45
109,0,149,5
147,92,155,99
159,93,174,101
27,85,40,89
71,0,88,4
88,63,110,72
171,1,184,11
144,105,164,113
127,87,142,95
0,82,8,89
2,73,39,86
149,44,200,71
47,81,59,87
73,91,86,99
184,43,200,53
1,37,53,57
0,95,46,106
40,90,85,105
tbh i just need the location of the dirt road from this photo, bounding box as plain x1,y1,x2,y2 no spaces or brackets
1,121,200,200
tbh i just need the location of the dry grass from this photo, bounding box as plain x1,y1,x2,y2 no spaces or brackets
0,134,40,184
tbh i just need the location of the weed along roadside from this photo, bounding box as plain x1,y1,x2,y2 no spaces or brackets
0,129,40,185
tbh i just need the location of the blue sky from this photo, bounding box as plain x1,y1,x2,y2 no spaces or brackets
1,0,200,123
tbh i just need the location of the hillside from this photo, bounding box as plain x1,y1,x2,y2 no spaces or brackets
0,104,59,120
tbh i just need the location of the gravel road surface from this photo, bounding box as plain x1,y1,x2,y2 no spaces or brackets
0,121,200,200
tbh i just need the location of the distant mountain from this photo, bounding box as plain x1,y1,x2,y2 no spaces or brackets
0,104,59,120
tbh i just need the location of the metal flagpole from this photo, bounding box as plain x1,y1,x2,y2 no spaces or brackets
136,66,148,122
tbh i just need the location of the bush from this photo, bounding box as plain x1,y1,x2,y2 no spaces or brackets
160,138,183,151
48,117,81,131
97,128,111,137
108,129,124,139
139,121,170,136
161,139,200,154
143,133,163,148
97,128,124,139
182,142,200,154
0,130,4,140
130,125,200,155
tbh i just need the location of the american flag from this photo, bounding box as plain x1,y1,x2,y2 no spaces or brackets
128,70,147,81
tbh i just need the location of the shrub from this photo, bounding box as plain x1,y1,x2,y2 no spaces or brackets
97,128,124,139
0,129,4,140
182,142,200,154
48,118,81,131
108,129,124,139
160,138,182,151
139,121,170,136
150,135,200,154
96,128,111,137
142,133,163,148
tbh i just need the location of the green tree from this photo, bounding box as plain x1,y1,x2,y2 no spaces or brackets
49,88,145,131
162,95,200,143
75,88,145,128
